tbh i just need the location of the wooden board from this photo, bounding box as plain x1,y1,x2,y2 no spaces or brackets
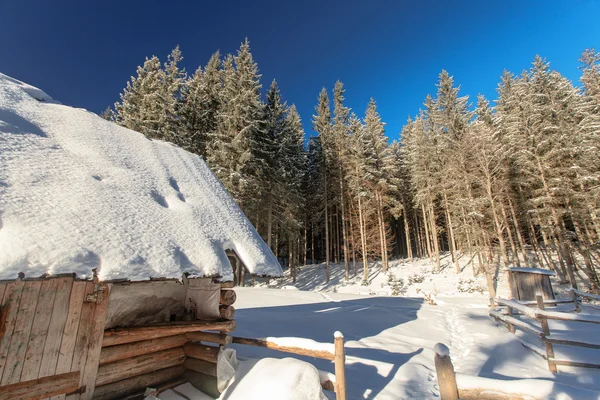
64,282,96,400
0,279,25,380
1,280,42,385
79,284,110,400
38,277,74,378
20,279,59,381
92,365,185,400
0,371,80,400
99,334,188,365
95,347,185,386
50,281,87,400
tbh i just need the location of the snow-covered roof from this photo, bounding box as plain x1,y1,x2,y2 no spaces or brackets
0,73,282,281
508,267,556,276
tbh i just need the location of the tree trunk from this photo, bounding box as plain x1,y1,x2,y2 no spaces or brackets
485,176,510,267
267,194,273,249
428,202,441,272
443,192,460,273
358,195,369,283
422,203,432,261
375,191,389,272
324,174,330,282
311,223,315,265
507,196,530,268
339,169,350,280
403,206,413,260
500,202,520,267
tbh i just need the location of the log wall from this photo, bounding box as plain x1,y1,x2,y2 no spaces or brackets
0,278,237,399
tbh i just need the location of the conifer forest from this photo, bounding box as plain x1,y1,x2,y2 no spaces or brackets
105,41,600,296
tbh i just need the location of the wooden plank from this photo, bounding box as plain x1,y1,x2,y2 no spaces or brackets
102,320,236,347
79,284,111,400
231,336,335,360
0,279,25,380
38,277,74,378
99,334,188,365
183,358,217,377
489,311,544,336
95,347,185,386
545,337,600,349
64,282,96,400
92,365,185,400
20,279,59,381
0,371,80,400
49,281,87,400
183,343,219,363
1,280,42,385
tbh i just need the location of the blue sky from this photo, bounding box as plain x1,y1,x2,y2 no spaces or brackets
1,0,599,140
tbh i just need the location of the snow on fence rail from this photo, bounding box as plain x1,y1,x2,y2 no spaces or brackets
491,291,600,372
230,332,346,400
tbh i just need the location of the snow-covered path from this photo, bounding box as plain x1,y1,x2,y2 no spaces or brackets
231,286,600,399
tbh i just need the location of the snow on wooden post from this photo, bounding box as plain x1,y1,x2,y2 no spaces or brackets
536,293,557,373
433,343,458,400
334,331,346,400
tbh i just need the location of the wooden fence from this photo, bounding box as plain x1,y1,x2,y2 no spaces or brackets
231,332,346,400
490,289,600,372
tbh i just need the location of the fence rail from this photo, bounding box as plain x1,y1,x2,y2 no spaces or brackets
491,291,600,372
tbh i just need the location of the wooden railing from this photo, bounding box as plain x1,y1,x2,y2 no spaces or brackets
231,332,346,400
490,291,600,372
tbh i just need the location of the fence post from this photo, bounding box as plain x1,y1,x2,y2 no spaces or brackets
334,331,346,400
570,289,580,313
536,293,557,373
506,306,515,333
433,343,458,400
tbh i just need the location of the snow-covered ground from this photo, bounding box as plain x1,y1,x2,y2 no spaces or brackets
224,255,600,399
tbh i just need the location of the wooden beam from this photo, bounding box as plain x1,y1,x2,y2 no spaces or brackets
220,290,236,306
183,358,217,377
187,331,232,345
92,365,185,400
0,371,79,400
219,305,235,320
95,347,185,387
544,337,600,349
99,334,188,365
549,358,600,369
183,343,220,363
102,320,236,347
231,336,335,361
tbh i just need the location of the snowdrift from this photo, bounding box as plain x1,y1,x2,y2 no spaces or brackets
0,73,282,281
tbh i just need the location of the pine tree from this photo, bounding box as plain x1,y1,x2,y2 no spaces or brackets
312,88,332,281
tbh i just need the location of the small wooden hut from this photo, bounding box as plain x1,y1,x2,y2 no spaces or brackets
508,267,556,301
0,73,283,399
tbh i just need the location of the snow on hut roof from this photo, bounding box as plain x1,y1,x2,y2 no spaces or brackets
508,267,556,276
0,73,282,281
